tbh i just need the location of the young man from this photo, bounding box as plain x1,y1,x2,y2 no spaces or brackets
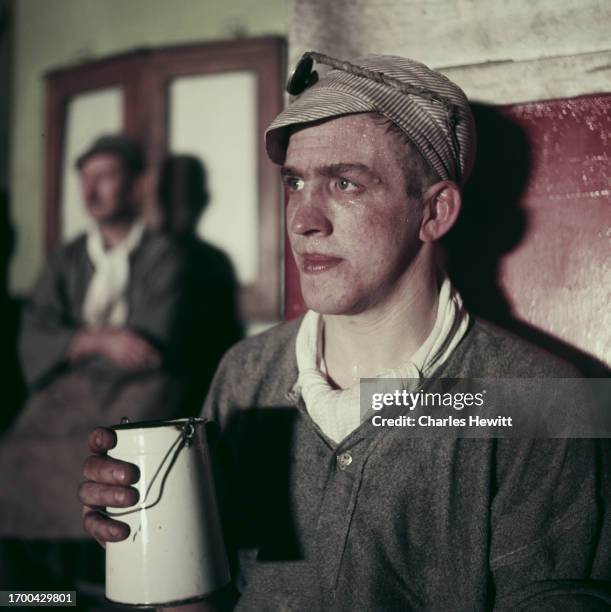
79,55,610,610
0,135,187,586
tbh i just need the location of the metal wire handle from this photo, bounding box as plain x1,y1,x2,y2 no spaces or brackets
103,417,197,518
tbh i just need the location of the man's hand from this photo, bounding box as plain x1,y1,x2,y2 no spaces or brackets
100,329,161,369
79,427,140,547
69,328,161,369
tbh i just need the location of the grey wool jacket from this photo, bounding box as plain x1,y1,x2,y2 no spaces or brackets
202,318,611,611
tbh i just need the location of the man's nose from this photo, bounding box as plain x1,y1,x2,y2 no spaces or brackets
287,189,333,237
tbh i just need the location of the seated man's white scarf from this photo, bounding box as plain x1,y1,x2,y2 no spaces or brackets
82,220,145,327
295,277,470,444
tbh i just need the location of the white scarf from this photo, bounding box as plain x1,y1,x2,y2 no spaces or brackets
295,277,470,444
82,221,145,327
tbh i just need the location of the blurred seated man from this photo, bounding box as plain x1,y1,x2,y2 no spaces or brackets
0,135,187,588
158,154,243,415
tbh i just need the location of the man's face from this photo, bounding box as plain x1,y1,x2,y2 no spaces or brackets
283,114,424,315
79,153,134,224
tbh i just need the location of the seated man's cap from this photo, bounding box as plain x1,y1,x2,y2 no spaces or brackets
76,134,145,176
265,52,476,185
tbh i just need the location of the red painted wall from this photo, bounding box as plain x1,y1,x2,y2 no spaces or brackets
495,95,609,368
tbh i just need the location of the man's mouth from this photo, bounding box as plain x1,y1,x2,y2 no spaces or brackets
299,253,344,274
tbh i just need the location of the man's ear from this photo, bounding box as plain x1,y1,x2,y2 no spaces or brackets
418,181,462,243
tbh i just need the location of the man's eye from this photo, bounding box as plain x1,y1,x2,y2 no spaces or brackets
284,176,304,191
336,178,358,192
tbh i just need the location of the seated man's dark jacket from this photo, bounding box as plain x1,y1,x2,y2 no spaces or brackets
203,318,611,611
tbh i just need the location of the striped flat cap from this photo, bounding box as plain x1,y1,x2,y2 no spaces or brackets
265,52,476,185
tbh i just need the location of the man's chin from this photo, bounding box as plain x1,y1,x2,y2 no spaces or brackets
299,274,369,316
87,209,131,226
302,294,358,316
86,206,109,221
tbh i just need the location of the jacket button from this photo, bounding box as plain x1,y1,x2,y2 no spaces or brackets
337,452,353,470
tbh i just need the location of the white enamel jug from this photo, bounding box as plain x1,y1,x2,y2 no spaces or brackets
105,417,230,607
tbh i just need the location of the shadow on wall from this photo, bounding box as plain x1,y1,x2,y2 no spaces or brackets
444,103,609,377
0,189,26,431
158,154,244,415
